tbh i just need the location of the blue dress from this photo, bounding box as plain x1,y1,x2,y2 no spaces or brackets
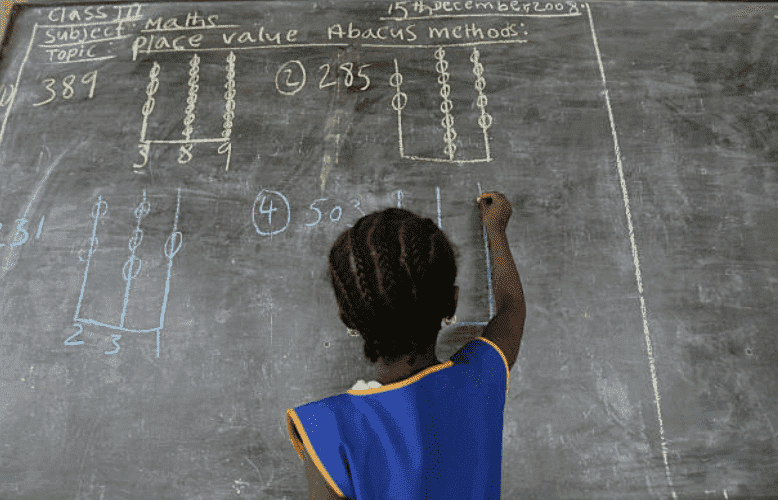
286,337,510,499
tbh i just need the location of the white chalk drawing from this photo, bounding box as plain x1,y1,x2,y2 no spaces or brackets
133,52,237,172
68,188,183,357
391,47,493,164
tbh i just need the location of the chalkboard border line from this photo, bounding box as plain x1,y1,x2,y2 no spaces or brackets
586,3,678,499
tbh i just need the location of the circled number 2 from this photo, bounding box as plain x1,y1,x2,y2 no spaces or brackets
276,60,306,96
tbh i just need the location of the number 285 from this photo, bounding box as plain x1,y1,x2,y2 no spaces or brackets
276,60,371,96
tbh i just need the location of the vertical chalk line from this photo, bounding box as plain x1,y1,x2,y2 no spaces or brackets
586,4,676,498
157,188,183,356
436,187,442,229
120,191,147,329
391,59,405,158
74,196,104,321
435,47,457,161
0,23,37,148
477,183,496,318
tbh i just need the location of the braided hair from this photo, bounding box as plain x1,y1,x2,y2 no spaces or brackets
329,208,458,365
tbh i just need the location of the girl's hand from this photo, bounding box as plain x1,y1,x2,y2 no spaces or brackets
477,191,512,233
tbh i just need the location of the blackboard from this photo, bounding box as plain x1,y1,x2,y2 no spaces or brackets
0,1,777,498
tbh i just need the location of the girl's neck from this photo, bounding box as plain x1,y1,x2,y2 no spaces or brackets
375,347,438,385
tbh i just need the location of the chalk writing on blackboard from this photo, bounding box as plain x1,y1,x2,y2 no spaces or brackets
32,71,97,107
275,60,306,96
220,50,236,169
38,4,143,64
68,188,183,357
0,218,31,248
391,47,492,163
275,59,373,99
178,53,200,164
133,52,236,172
383,0,580,20
251,185,496,326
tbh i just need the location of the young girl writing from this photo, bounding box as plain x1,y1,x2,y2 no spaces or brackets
286,191,526,499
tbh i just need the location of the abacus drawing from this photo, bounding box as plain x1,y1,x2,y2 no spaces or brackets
67,188,183,356
390,46,493,164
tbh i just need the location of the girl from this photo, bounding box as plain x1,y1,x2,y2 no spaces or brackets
287,192,526,500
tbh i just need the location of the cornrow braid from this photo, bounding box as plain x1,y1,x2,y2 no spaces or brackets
397,220,415,299
365,216,387,301
329,233,360,331
329,208,457,365
347,218,372,305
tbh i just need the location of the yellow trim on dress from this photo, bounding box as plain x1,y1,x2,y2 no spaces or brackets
286,408,347,498
346,361,454,395
346,337,511,397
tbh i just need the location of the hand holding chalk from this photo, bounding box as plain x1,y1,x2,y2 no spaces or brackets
477,191,512,233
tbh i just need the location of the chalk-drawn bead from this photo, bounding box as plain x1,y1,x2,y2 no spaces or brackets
141,97,156,116
389,71,403,88
146,79,159,97
391,92,407,111
92,199,107,219
478,113,493,130
439,80,450,96
122,255,142,281
134,200,150,219
440,99,454,115
165,231,183,259
129,229,143,251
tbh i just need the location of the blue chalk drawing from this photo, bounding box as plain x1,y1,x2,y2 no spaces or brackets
70,188,183,357
455,183,494,327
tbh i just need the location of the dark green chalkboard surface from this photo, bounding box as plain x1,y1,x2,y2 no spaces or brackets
0,0,776,498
